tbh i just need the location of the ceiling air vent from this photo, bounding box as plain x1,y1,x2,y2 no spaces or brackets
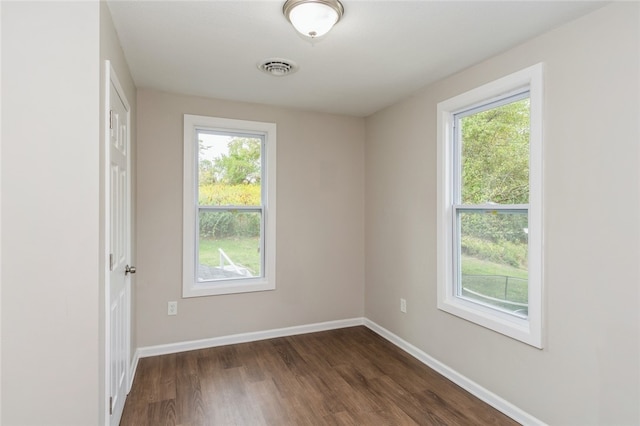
258,58,298,77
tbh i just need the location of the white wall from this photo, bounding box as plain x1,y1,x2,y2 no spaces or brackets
135,90,365,347
365,3,639,424
1,2,102,424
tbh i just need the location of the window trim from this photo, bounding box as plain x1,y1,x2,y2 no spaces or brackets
183,114,276,297
436,63,543,348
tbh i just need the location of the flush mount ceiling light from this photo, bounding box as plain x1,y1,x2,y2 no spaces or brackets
283,0,344,39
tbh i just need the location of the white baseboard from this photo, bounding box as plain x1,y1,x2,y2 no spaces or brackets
363,319,545,426
136,317,365,358
131,316,543,425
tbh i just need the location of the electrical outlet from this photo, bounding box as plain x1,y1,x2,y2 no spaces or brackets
168,301,177,316
400,298,407,313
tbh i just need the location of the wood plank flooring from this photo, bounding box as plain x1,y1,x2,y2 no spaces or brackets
120,326,519,425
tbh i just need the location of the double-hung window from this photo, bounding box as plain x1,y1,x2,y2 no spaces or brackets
437,64,543,347
183,115,276,297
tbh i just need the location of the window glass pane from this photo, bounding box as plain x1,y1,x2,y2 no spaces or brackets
198,210,262,281
459,98,530,205
458,210,528,318
198,132,262,207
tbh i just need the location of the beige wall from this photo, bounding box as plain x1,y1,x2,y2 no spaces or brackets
365,3,639,424
100,1,137,422
136,89,365,347
1,2,102,424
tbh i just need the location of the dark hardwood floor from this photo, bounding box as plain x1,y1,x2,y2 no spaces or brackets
120,326,519,425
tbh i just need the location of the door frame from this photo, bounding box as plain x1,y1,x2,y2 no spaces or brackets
104,60,132,426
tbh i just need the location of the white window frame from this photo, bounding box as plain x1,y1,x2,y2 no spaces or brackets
183,114,276,297
436,63,543,348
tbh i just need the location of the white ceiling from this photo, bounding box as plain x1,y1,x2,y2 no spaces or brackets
107,1,606,117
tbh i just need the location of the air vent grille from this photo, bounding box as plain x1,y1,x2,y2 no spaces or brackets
258,58,298,76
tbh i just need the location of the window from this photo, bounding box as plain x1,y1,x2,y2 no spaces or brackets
183,115,276,297
437,64,543,347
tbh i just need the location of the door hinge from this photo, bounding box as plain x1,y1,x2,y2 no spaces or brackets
109,110,114,130
109,253,114,271
109,396,113,415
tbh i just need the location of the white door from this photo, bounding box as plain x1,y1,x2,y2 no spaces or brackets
107,66,132,426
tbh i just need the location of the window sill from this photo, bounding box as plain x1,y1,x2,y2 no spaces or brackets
183,278,275,298
438,295,541,348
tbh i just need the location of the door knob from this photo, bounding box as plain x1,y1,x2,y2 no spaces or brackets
125,265,136,275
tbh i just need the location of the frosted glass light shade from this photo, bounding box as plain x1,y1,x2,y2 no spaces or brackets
283,0,344,38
